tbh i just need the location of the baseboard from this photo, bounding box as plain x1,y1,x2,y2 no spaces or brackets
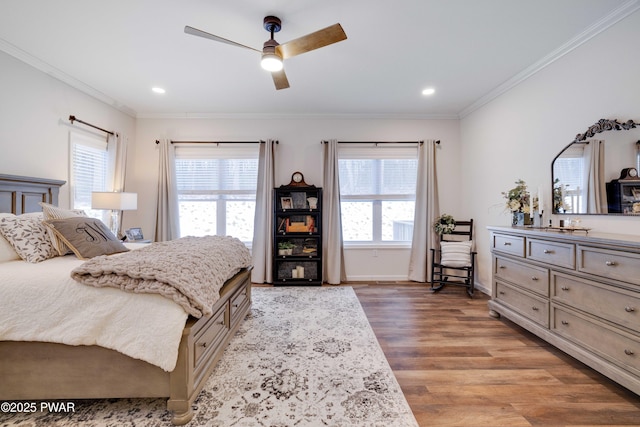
345,274,409,282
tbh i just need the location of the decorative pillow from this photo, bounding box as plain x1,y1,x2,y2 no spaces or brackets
39,202,88,255
44,217,129,260
0,214,58,263
439,240,473,267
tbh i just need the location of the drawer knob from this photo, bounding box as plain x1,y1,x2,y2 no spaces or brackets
605,260,617,266
561,320,569,325
503,242,512,246
625,306,636,313
561,286,570,291
531,306,539,311
543,249,554,254
499,265,506,269
531,276,538,281
200,342,208,348
499,291,505,295
624,349,635,356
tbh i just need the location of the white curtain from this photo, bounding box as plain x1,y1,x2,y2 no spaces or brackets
583,140,607,214
251,140,277,283
155,139,180,241
107,133,127,192
408,140,440,282
106,132,127,235
322,139,346,284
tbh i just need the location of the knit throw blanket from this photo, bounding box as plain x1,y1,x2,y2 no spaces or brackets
71,236,252,317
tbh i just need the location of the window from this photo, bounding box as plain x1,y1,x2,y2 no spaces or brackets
554,144,585,212
175,144,258,244
69,132,108,219
338,145,418,245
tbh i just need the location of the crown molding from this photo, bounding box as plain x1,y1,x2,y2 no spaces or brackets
135,112,460,120
0,38,136,118
458,0,640,119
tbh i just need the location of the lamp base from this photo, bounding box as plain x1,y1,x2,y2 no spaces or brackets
108,210,120,238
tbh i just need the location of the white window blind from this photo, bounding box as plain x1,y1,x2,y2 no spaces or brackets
174,144,259,242
70,132,108,218
338,145,418,244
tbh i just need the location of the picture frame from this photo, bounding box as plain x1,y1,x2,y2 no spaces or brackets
291,192,307,209
281,197,293,210
125,227,144,241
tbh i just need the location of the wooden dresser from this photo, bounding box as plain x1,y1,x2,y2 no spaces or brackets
488,226,640,395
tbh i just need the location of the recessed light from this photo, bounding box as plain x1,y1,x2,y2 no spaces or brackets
152,87,166,94
422,88,435,96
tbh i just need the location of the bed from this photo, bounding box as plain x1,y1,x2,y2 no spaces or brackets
0,173,253,425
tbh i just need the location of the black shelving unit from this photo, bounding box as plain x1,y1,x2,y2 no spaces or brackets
273,182,322,285
606,179,640,214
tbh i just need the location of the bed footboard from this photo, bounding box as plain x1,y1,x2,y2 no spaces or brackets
0,268,252,426
167,268,252,425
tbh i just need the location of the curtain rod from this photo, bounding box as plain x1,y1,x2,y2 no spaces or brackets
68,115,115,136
155,140,277,144
321,140,438,145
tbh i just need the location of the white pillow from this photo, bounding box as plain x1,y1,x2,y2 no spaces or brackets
0,214,58,263
39,202,87,255
0,232,20,262
440,240,473,267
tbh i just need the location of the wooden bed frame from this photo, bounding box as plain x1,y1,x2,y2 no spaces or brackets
0,174,252,425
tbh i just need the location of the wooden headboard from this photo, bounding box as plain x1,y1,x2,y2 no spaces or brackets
0,174,66,214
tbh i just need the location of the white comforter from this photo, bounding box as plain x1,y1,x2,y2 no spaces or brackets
0,244,188,372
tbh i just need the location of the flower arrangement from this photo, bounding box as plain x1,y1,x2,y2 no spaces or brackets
433,214,455,235
502,179,537,214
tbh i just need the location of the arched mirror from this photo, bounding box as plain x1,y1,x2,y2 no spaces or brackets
552,119,640,215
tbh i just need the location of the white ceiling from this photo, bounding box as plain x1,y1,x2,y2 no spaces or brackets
0,0,637,119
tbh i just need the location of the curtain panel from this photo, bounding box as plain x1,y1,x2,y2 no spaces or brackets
251,140,277,283
322,139,347,284
155,139,180,242
408,139,439,282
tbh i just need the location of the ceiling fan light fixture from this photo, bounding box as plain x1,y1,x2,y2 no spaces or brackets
261,52,283,72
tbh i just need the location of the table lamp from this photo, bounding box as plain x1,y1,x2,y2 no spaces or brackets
91,192,138,237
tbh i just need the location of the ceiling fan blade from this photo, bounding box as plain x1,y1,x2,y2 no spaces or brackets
272,69,290,90
276,23,347,59
184,26,261,53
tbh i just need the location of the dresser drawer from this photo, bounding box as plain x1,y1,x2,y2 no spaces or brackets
494,256,549,297
552,272,640,332
194,304,228,370
527,238,575,269
495,280,548,327
230,284,250,325
578,245,640,288
552,305,640,377
492,233,525,257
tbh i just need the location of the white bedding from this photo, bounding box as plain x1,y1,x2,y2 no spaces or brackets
0,244,189,372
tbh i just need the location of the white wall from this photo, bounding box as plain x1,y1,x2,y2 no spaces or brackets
460,10,640,291
132,117,461,281
0,51,136,208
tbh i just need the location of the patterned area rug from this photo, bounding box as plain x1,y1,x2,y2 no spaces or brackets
2,286,418,427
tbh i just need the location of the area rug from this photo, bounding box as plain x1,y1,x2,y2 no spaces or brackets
2,286,418,427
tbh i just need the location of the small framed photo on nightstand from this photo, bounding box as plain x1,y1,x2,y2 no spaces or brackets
125,227,144,241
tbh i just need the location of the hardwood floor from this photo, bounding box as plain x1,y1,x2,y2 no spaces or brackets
350,283,640,427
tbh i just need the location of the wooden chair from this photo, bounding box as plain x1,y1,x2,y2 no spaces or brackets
430,219,476,297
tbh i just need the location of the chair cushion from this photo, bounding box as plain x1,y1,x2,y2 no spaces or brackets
440,240,473,267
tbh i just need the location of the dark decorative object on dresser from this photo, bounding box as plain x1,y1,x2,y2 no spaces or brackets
273,172,322,285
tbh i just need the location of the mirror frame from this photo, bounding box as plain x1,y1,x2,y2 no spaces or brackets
552,118,640,215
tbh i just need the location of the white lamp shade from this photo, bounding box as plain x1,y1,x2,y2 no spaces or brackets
91,192,138,210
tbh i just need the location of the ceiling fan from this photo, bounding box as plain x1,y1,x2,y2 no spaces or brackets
184,16,347,90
